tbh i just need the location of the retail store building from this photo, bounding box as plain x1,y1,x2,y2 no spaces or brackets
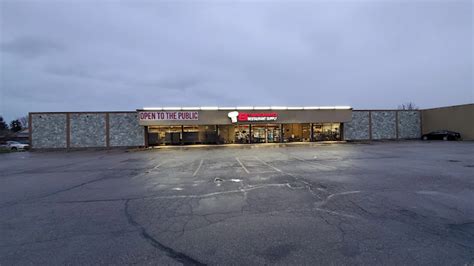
29,106,423,149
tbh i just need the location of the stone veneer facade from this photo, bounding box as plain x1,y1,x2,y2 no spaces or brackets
31,113,67,148
371,111,397,140
344,110,421,141
30,112,144,149
109,113,144,147
343,111,370,140
70,113,107,148
398,111,421,139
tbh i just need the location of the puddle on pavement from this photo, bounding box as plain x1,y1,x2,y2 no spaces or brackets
214,177,243,186
195,194,246,214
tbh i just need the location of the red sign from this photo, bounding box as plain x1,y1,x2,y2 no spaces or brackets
139,111,199,121
228,111,278,122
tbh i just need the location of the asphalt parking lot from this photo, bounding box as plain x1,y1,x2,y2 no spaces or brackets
1,141,473,265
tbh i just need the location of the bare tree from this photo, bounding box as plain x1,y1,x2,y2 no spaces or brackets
398,102,418,110
10,119,22,132
18,116,29,129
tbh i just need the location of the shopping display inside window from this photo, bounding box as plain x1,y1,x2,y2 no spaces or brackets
313,123,340,141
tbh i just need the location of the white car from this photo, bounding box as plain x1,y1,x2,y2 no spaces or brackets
6,141,29,151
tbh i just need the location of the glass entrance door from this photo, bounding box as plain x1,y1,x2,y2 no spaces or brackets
251,124,281,143
266,124,281,143
252,126,266,143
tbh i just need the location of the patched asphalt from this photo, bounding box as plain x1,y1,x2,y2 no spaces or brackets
1,141,473,265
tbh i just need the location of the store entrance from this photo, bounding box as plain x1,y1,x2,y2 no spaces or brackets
251,124,281,143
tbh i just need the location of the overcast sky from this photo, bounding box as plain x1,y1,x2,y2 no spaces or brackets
0,0,472,122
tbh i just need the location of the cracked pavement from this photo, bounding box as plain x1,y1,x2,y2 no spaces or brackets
1,141,473,265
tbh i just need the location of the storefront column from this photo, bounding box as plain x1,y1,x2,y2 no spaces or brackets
144,126,149,147
310,123,314,142
280,124,284,143
249,124,252,144
340,123,344,141
216,125,219,144
181,125,184,145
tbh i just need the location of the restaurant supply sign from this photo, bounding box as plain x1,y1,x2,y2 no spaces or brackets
227,111,278,123
139,111,199,121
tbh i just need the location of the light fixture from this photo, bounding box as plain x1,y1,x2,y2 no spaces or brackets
142,107,162,111
200,106,219,110
236,106,254,110
271,106,288,110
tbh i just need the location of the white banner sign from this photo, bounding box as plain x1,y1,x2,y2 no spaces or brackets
139,111,199,121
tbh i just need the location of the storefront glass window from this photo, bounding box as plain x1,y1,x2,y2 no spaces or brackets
148,126,182,145
218,125,236,144
199,125,218,144
302,124,311,142
235,125,250,144
182,125,217,144
313,123,341,141
147,122,342,146
283,123,310,142
149,125,218,145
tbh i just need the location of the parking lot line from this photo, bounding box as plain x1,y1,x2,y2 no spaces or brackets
235,157,250,174
192,159,204,177
254,156,282,173
150,161,164,171
290,154,337,171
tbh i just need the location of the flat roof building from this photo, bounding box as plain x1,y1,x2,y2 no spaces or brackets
29,106,424,149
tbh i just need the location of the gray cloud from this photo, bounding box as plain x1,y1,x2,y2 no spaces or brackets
1,36,64,58
0,0,472,122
